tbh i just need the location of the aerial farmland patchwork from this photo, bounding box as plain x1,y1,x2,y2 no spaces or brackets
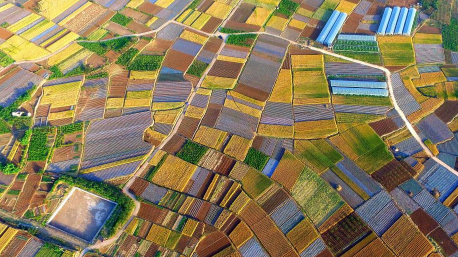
0,0,456,256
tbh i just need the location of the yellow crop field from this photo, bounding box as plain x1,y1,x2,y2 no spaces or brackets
258,124,294,138
192,13,212,29
182,219,199,236
127,0,144,8
39,0,80,20
7,13,42,33
378,36,415,66
146,17,159,27
217,55,245,63
229,222,253,247
206,2,232,19
244,0,281,10
185,105,206,119
180,30,207,44
292,54,323,70
125,98,151,107
336,0,357,14
46,31,80,53
293,70,329,104
41,81,82,108
0,35,50,61
197,88,212,95
0,3,14,13
48,43,83,66
40,29,67,47
286,219,318,252
269,69,292,103
294,119,337,139
106,98,125,109
202,75,236,89
413,33,442,44
0,227,17,253
155,0,175,8
224,135,252,161
146,224,170,245
154,108,182,124
245,7,271,26
130,70,158,80
266,15,288,31
224,100,261,118
21,20,55,41
288,19,307,30
151,155,197,191
59,2,92,25
194,126,228,149
177,9,191,23
230,91,265,107
80,156,145,174
48,110,75,120
296,7,314,17
58,49,92,71
126,91,151,99
125,217,138,235
152,102,183,110
412,71,447,87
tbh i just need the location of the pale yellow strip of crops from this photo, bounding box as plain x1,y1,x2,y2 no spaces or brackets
106,98,125,109
288,19,307,30
269,69,292,103
40,29,67,47
180,30,207,44
0,35,50,61
196,88,211,95
229,222,253,247
291,54,323,69
21,20,55,41
296,7,314,18
194,126,228,149
146,224,170,245
182,219,198,236
177,9,193,23
155,0,175,8
146,17,159,27
46,31,80,53
59,2,92,26
258,124,294,138
126,90,151,99
224,100,262,118
266,15,288,31
205,2,232,19
124,217,138,235
41,81,82,107
335,0,357,14
39,0,80,20
202,75,236,89
7,13,42,33
48,43,83,66
245,7,271,26
58,49,92,71
0,3,14,13
154,108,182,124
230,91,265,107
80,156,144,174
124,98,151,107
48,110,75,120
294,119,337,139
152,102,183,111
127,0,144,9
191,13,212,30
217,55,245,63
130,70,158,80
183,11,201,26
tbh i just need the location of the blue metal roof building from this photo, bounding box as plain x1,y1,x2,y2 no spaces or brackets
403,8,416,35
332,87,389,97
324,12,347,46
337,34,376,41
377,7,392,34
386,6,401,34
395,7,408,34
330,80,387,89
316,10,340,44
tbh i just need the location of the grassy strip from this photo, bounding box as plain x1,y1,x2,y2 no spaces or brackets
226,34,257,47
0,50,14,67
274,0,299,18
78,37,133,56
28,127,54,161
53,175,135,238
442,18,458,51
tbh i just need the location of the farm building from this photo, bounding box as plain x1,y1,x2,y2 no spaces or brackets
316,10,348,47
330,80,389,97
377,6,416,35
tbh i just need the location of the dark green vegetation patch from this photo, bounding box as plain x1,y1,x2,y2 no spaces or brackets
226,34,257,47
187,60,209,77
0,50,14,67
111,13,132,26
244,148,270,170
79,37,133,56
274,0,299,18
27,126,54,161
442,18,458,51
128,55,164,71
176,141,208,165
116,48,139,66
